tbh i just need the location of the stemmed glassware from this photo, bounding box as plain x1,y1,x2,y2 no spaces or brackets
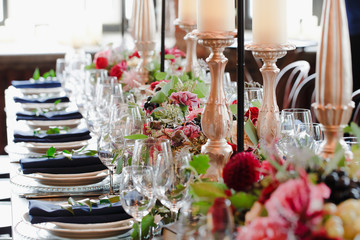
97,129,119,197
132,138,172,167
154,152,193,220
120,166,156,239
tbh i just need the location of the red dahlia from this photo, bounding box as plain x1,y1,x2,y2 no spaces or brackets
222,152,261,192
244,107,259,125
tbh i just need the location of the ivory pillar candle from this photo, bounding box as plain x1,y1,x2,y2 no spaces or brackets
178,0,197,25
197,0,235,32
252,0,287,44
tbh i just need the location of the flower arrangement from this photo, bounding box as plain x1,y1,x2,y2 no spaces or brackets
140,72,209,155
87,44,186,92
187,123,360,240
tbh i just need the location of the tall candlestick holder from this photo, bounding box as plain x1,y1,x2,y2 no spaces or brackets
175,19,199,75
193,30,236,180
245,43,295,143
135,41,156,83
313,0,354,159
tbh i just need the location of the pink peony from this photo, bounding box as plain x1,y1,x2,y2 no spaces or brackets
265,171,330,236
175,124,201,139
94,49,112,62
121,69,142,92
237,217,289,240
170,91,199,107
110,60,127,80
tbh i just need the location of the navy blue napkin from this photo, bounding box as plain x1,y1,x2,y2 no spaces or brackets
29,200,131,224
14,96,70,104
20,155,107,174
13,128,91,143
12,80,61,89
16,110,83,121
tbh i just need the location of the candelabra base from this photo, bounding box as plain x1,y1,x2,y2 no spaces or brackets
201,140,233,181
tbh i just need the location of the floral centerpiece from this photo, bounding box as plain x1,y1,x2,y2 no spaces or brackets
87,44,186,92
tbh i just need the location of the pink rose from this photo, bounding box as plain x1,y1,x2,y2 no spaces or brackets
110,60,127,80
94,49,112,62
170,91,199,107
237,217,289,240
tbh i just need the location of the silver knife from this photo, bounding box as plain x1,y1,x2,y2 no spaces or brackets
19,192,106,199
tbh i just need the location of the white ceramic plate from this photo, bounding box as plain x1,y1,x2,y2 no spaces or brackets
26,119,82,129
20,87,63,95
23,213,133,239
22,140,88,153
20,169,108,186
21,102,69,111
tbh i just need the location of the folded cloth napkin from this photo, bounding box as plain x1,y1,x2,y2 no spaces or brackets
29,200,131,224
16,110,83,121
12,80,61,89
13,128,91,143
20,155,107,174
14,96,70,104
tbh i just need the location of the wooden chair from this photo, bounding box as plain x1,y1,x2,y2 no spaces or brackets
275,60,311,110
291,73,317,122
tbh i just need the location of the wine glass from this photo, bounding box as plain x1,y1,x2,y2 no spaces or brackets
281,108,313,147
120,166,156,239
56,58,66,84
84,69,108,102
154,152,193,221
244,87,263,109
97,129,119,196
277,112,296,157
132,138,172,167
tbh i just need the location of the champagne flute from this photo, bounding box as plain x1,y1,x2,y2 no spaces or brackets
120,166,156,239
154,152,193,220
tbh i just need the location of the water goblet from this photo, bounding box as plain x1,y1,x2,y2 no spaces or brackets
120,166,156,239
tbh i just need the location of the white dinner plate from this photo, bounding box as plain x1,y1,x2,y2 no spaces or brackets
22,140,88,153
20,102,70,111
20,87,63,95
23,213,133,239
26,119,82,129
20,169,109,186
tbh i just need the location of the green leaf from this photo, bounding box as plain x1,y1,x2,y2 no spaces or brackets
46,146,56,157
131,222,139,239
54,99,61,106
85,63,96,70
189,154,210,175
155,72,167,81
123,134,149,140
180,72,190,82
244,119,258,146
84,150,98,156
192,200,212,215
150,91,168,104
49,69,56,77
68,197,77,206
229,192,258,209
46,127,60,134
190,182,227,199
193,81,209,99
230,104,237,115
160,77,178,96
78,198,93,211
33,68,40,80
165,54,175,60
108,195,120,203
141,214,156,237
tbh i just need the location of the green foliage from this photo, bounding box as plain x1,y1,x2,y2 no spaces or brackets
43,69,56,79
33,68,40,80
192,81,209,99
54,99,61,106
45,146,57,158
230,104,237,116
229,192,258,209
123,134,149,140
189,154,210,175
190,182,227,200
244,119,258,146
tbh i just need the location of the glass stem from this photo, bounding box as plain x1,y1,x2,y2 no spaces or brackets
171,209,178,222
138,220,142,240
109,168,114,195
